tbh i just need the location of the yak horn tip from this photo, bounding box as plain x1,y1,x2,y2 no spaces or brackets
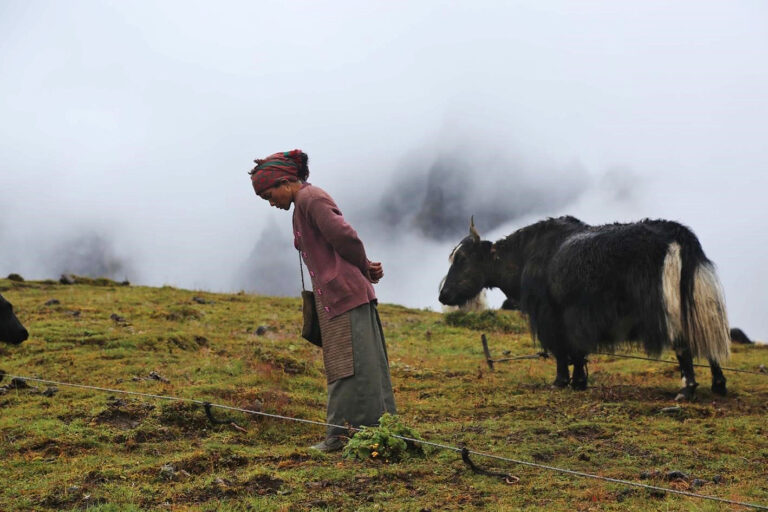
469,215,480,241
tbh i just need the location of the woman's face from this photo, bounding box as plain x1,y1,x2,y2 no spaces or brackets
258,182,293,210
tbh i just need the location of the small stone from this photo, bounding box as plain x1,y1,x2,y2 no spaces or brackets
255,326,268,336
42,386,58,397
106,396,127,407
665,470,688,481
60,274,76,284
44,299,61,306
691,479,706,489
713,475,725,484
159,464,176,480
148,371,169,383
8,378,30,389
244,399,264,412
110,313,126,323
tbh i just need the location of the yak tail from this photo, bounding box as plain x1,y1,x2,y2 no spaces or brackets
662,240,730,363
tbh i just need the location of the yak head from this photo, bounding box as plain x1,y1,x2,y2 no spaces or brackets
439,217,494,306
0,294,28,345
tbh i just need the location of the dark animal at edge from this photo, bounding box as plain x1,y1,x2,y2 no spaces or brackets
729,327,753,345
439,216,731,400
0,293,28,345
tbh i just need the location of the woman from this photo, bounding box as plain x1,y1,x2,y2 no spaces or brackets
249,150,396,452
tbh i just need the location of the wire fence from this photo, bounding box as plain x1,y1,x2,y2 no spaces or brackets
3,372,767,510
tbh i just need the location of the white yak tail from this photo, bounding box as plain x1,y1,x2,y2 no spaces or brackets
662,241,730,363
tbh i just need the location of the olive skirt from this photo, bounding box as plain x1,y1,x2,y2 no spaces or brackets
315,300,396,438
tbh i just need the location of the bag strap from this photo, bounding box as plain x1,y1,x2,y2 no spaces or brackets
298,251,306,291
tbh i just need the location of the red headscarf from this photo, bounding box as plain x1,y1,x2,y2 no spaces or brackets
250,150,308,194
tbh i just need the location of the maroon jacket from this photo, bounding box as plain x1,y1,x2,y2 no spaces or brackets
292,184,376,319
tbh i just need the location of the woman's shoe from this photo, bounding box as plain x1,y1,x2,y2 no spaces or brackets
309,436,345,452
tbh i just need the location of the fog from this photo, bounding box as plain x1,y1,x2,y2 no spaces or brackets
1,1,767,341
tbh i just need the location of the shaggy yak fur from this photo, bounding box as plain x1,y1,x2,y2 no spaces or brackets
0,293,28,345
439,216,731,400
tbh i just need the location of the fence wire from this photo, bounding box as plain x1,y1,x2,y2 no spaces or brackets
3,372,767,510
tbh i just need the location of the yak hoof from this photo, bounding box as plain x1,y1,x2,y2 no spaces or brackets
552,376,570,388
570,378,587,391
711,380,727,396
675,384,698,402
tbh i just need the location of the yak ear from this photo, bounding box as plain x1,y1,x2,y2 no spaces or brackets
469,216,481,242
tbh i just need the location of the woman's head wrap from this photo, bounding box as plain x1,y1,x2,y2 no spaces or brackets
250,150,309,194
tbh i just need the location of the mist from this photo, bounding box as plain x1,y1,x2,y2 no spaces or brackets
1,1,767,341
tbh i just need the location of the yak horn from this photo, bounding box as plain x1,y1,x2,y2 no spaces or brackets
469,216,481,242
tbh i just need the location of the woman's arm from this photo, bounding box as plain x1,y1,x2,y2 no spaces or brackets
307,194,371,274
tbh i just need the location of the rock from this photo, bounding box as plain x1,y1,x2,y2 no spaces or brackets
106,396,127,407
110,313,127,323
691,478,706,489
60,274,76,285
244,399,264,412
665,470,689,481
8,378,31,389
148,371,170,383
159,464,176,480
713,475,725,484
192,296,213,304
44,299,61,306
729,327,753,344
255,326,268,336
42,386,58,397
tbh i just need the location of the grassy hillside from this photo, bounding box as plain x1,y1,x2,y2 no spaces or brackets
1,277,767,511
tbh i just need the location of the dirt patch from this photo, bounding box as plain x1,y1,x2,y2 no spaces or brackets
92,398,155,430
176,474,284,504
563,423,610,442
23,439,94,458
157,401,211,431
175,450,251,475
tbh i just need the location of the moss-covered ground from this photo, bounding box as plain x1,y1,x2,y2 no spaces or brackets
1,277,767,511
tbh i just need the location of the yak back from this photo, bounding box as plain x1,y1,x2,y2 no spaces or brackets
494,216,587,340
516,218,710,356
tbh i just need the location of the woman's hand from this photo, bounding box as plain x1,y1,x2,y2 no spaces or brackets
367,261,384,283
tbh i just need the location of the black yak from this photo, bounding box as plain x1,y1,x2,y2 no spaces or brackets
0,293,28,345
439,216,730,400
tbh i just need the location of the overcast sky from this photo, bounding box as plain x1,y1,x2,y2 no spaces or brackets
1,1,767,341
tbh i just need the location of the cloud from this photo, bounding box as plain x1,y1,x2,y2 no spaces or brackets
1,1,767,341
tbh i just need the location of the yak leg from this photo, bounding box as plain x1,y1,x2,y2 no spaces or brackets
709,359,727,396
674,347,699,401
553,355,570,388
570,352,588,390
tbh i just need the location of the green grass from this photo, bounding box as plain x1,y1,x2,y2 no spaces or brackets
1,277,767,511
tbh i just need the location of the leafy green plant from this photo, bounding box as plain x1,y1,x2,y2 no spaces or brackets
342,413,426,462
